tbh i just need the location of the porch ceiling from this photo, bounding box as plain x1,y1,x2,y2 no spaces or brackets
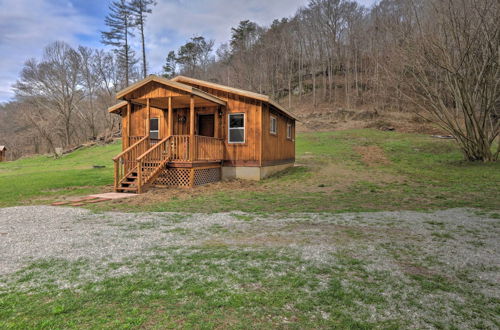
132,95,221,110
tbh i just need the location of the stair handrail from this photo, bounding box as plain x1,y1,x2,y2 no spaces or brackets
113,136,148,161
113,136,149,191
136,135,171,162
135,135,173,193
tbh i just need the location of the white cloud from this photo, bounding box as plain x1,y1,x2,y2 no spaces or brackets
0,0,98,102
0,0,377,101
144,0,310,75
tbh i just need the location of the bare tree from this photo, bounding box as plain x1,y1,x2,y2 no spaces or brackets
14,41,83,147
395,0,499,161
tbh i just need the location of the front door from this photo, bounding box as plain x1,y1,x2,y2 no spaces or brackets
197,114,215,137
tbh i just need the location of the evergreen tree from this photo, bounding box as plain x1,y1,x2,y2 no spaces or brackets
162,51,177,78
129,0,156,78
101,0,136,87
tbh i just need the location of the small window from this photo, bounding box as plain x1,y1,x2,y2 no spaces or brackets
228,113,245,143
287,123,293,140
150,118,159,140
270,115,277,135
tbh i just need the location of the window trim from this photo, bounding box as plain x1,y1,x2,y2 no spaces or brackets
228,113,245,144
270,115,277,135
287,123,293,140
149,117,159,140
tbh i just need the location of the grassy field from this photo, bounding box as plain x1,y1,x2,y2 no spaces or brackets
0,129,499,328
0,142,120,207
92,129,499,213
0,129,498,211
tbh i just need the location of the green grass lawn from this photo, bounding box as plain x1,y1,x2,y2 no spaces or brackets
92,129,499,213
0,129,498,211
0,142,120,207
1,130,499,329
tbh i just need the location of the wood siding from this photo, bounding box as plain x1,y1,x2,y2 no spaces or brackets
261,103,295,164
118,79,295,166
128,104,166,139
178,84,263,165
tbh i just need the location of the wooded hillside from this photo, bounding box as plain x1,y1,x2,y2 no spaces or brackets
0,0,498,161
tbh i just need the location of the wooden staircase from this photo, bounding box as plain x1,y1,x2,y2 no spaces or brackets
116,170,139,193
114,136,174,194
113,134,224,193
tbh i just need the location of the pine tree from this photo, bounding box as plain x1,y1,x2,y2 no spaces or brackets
101,0,135,87
162,51,177,78
128,0,156,78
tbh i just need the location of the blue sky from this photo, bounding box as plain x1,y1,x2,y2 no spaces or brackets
0,0,377,103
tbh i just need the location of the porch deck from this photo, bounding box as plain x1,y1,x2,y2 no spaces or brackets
113,135,224,193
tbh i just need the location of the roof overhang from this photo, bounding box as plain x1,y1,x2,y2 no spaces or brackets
107,100,128,114
171,75,298,121
115,75,226,107
0,146,6,151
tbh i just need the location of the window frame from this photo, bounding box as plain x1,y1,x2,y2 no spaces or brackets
228,113,245,144
287,123,293,140
270,115,278,135
149,117,159,140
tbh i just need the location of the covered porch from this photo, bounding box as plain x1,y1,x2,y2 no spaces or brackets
109,76,227,193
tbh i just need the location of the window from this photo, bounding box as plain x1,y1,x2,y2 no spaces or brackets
287,123,293,140
149,118,159,140
270,115,277,135
228,113,245,143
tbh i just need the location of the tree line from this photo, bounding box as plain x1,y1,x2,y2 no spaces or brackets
163,0,499,161
0,0,497,162
0,0,156,159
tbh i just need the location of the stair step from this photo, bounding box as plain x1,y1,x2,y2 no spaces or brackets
117,187,138,192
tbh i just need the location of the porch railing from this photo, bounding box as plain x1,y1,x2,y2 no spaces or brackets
113,136,149,190
196,136,224,161
170,135,190,161
128,136,144,147
136,136,173,193
113,134,225,193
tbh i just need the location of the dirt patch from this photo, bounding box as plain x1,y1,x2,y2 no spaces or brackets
293,162,404,193
398,261,442,277
354,146,391,166
114,179,266,207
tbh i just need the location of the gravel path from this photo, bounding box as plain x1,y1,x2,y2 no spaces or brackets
0,206,498,293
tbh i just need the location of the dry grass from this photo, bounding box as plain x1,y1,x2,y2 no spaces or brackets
354,145,391,166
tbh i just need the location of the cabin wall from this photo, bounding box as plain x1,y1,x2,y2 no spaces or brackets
261,103,295,165
129,104,166,138
179,84,262,165
118,81,295,167
173,106,219,136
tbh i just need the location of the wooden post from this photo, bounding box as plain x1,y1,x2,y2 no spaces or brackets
137,161,143,194
189,95,195,161
214,106,220,139
168,96,173,136
189,168,195,187
146,98,151,139
126,101,131,148
114,160,118,192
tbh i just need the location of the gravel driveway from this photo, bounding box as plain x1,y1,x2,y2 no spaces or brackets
0,206,497,280
1,206,499,327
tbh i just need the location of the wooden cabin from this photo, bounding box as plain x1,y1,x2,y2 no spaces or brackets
0,146,6,162
109,75,297,193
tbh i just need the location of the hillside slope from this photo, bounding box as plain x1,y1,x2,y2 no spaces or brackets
285,93,445,135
